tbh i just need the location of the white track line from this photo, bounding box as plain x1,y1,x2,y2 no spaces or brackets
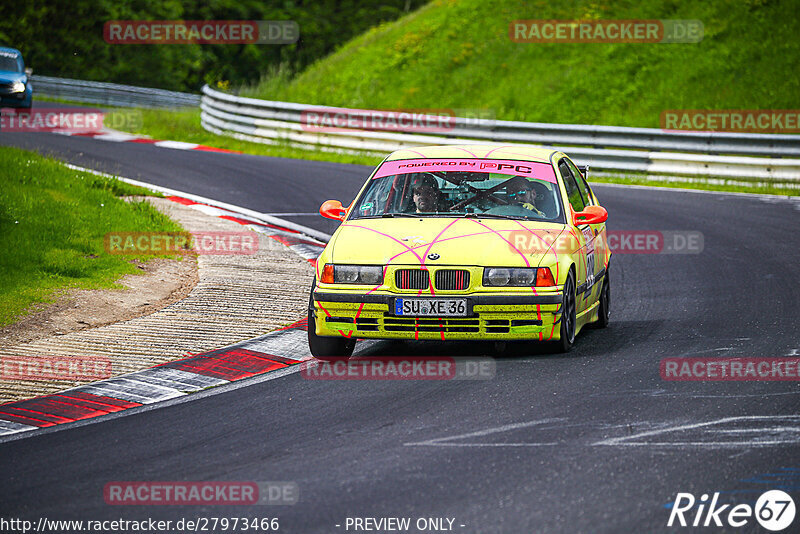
593,415,800,447
592,181,799,201
404,418,565,447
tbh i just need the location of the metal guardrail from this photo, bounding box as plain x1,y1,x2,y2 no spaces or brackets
24,77,800,181
32,75,200,108
200,85,800,181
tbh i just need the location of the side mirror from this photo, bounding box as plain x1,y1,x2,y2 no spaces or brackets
573,205,608,225
24,67,32,76
320,200,348,221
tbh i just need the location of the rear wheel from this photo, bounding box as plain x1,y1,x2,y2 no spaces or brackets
307,281,355,361
556,272,576,353
591,266,610,329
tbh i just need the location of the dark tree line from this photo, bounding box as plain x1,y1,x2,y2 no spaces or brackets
0,0,425,91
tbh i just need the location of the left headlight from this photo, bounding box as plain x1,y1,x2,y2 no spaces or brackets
324,264,384,285
11,81,25,93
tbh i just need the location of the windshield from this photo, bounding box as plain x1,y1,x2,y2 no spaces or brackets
0,55,22,72
350,159,563,222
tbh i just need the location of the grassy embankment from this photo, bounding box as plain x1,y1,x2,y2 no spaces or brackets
0,146,185,326
43,0,800,194
243,0,799,127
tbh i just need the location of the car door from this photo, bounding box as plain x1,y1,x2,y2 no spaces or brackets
558,158,596,313
564,158,606,306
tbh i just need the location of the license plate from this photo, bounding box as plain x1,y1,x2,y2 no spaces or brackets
394,298,467,317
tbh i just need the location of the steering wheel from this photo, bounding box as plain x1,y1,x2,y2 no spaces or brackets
483,204,540,218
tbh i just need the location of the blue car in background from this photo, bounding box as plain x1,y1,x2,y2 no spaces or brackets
0,47,33,109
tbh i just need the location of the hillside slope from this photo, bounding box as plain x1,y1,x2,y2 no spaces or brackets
243,0,800,128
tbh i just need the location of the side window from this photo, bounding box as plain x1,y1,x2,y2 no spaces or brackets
355,176,394,216
558,160,586,212
565,159,594,206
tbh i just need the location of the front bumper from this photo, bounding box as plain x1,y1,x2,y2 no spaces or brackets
0,90,32,107
312,291,564,341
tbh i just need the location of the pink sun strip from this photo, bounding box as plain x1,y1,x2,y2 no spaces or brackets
373,158,557,183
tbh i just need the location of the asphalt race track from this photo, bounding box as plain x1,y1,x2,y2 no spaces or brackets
1,111,799,532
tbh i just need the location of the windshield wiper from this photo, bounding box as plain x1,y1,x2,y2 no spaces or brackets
459,213,529,220
349,213,417,220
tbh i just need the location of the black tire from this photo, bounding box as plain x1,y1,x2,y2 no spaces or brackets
556,271,577,353
307,281,355,361
592,266,610,329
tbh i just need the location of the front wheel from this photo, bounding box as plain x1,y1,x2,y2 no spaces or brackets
555,272,576,353
307,282,355,361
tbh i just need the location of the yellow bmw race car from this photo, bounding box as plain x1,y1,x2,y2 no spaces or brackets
308,145,611,358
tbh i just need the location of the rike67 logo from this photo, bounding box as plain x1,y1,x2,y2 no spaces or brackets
668,490,796,531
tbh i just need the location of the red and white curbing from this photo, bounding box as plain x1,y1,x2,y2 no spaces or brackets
0,319,312,436
166,195,326,265
59,129,242,154
0,187,328,437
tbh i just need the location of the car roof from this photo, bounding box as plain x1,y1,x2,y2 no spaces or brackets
385,144,559,164
0,47,21,56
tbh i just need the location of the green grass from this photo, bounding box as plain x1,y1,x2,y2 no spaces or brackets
241,0,800,128
130,107,384,167
34,96,383,166
0,146,186,326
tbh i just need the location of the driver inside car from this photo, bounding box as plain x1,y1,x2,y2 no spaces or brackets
410,174,446,213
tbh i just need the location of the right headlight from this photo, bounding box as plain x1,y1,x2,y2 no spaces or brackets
331,264,384,285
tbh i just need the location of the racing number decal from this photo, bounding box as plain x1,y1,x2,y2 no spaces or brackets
581,226,596,292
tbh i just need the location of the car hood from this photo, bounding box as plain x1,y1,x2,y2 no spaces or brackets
329,217,567,267
0,71,26,84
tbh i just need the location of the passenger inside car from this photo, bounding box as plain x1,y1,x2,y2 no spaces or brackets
505,176,546,217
